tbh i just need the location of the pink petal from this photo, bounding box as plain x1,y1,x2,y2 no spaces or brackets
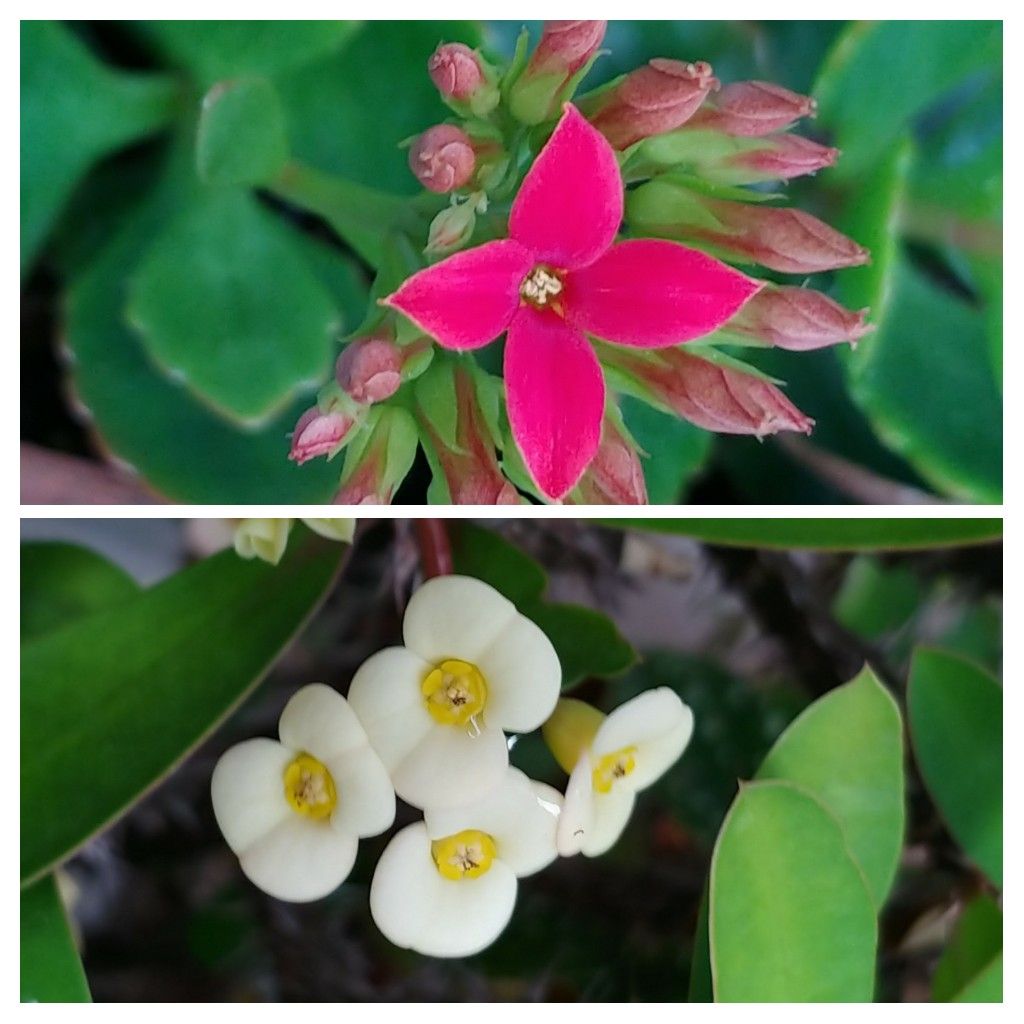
509,105,623,271
383,240,534,350
565,239,762,347
504,307,605,501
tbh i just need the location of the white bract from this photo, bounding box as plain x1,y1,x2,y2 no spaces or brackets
544,689,694,858
211,683,394,901
347,575,561,810
370,767,562,957
233,518,355,565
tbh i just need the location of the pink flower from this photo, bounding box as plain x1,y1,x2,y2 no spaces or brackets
288,407,353,465
384,105,759,500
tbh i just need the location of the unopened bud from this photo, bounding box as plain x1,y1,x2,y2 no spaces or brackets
690,80,816,136
409,125,476,193
333,408,418,505
288,407,354,465
587,59,718,149
509,20,607,125
425,201,477,255
336,335,403,404
628,180,869,274
233,518,293,565
542,697,605,774
573,415,648,504
730,134,839,180
726,285,872,351
603,347,814,438
428,42,500,115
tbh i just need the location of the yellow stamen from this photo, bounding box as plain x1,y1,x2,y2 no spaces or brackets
592,746,638,794
422,658,488,727
520,265,565,309
431,829,497,880
283,753,337,819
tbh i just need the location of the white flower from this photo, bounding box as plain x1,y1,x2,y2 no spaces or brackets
211,684,394,901
369,767,562,957
544,689,694,858
232,518,356,565
347,575,561,810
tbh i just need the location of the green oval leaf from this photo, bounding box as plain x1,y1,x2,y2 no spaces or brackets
20,875,90,1002
932,895,1002,1002
20,528,347,885
908,647,1002,886
756,666,904,907
710,780,877,1001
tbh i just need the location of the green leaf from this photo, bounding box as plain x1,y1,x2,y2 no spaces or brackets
277,21,482,195
450,522,637,688
833,557,924,640
835,142,1001,503
756,666,905,907
196,77,289,186
621,397,712,504
128,189,339,425
688,885,713,1002
140,20,360,85
602,518,1001,550
710,780,877,1001
21,21,177,274
932,895,1002,1002
20,528,346,885
814,21,1002,180
21,875,90,1002
21,542,141,642
908,647,1002,886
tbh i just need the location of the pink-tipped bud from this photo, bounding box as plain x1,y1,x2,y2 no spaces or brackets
409,125,476,193
509,21,607,124
288,407,353,465
336,335,403,404
691,80,816,136
589,59,718,149
604,348,813,438
573,416,648,504
428,42,485,100
729,134,839,181
726,285,873,351
333,408,418,505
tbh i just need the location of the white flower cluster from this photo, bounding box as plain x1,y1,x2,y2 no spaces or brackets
211,575,694,957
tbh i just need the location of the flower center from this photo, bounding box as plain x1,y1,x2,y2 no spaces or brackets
283,753,337,819
422,658,488,727
520,264,565,309
431,828,498,880
592,746,638,794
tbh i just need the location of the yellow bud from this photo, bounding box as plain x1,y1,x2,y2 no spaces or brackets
542,697,605,774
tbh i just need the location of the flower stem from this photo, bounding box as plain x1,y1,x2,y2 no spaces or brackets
414,519,453,578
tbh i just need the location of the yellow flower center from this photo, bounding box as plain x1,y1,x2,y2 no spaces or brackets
283,753,337,819
422,658,488,727
592,746,638,794
431,829,498,880
520,264,565,309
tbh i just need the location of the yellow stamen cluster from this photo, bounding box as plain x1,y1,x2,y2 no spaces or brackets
422,658,488,727
283,753,337,819
431,829,498,880
520,265,565,308
592,746,638,794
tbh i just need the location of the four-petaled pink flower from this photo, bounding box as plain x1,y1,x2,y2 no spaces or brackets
384,104,761,500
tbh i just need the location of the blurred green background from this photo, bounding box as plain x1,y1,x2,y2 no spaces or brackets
21,21,1002,503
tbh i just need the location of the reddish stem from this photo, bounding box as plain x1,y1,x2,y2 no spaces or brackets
414,519,453,579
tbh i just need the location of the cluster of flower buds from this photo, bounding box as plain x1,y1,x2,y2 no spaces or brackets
211,573,695,956
232,517,355,566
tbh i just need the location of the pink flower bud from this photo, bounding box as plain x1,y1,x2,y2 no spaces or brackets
588,59,718,149
603,348,813,438
333,408,418,505
335,335,403,404
288,407,353,465
690,80,816,136
726,285,873,351
729,134,839,181
573,416,648,504
428,42,485,101
409,125,476,193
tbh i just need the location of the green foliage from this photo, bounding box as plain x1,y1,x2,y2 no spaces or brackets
756,667,904,907
450,522,636,687
710,781,877,1001
20,530,347,884
603,518,1002,550
20,875,90,1002
833,557,924,640
908,648,1002,886
932,895,1002,1002
196,78,288,186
